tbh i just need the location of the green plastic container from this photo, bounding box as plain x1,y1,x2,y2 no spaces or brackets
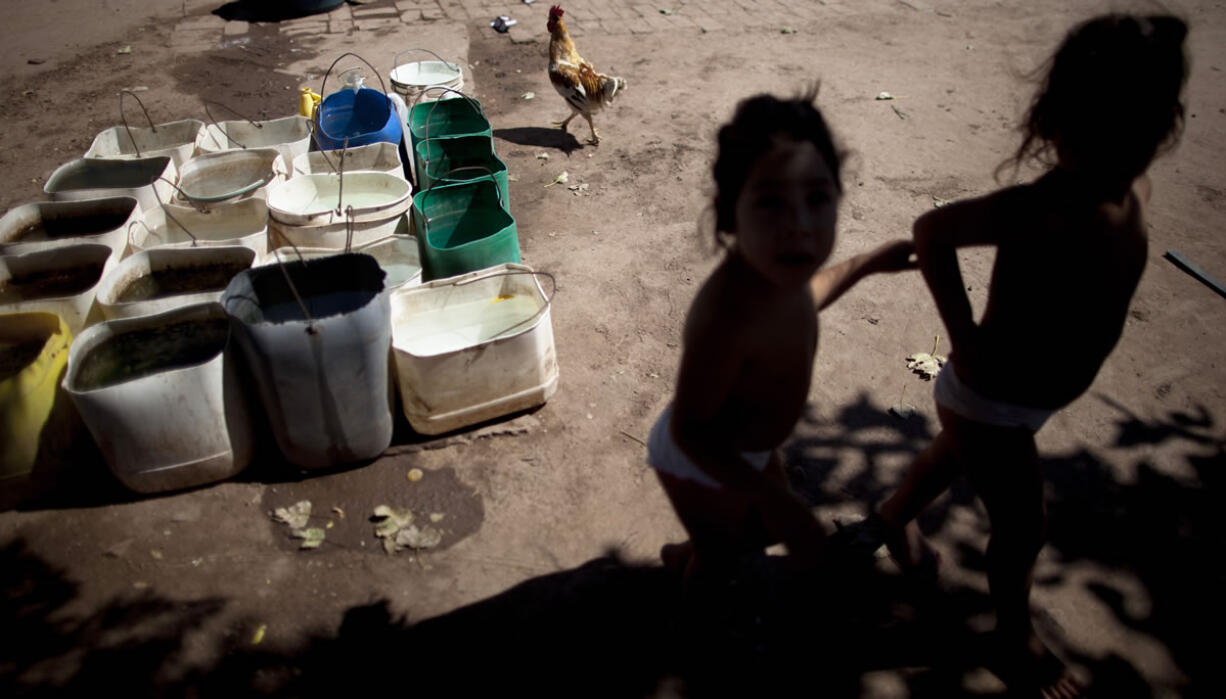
416,136,510,207
407,92,492,157
412,175,519,282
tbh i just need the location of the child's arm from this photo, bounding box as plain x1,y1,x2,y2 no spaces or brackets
809,239,916,311
912,191,1018,348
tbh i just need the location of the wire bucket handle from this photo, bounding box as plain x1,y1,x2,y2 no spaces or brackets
118,90,157,159
417,87,486,145
319,52,391,98
135,180,202,248
446,267,558,341
161,168,277,209
413,87,485,145
418,165,503,240
391,48,460,74
202,100,263,150
127,216,200,251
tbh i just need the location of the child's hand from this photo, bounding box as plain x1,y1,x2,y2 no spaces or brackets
871,239,918,273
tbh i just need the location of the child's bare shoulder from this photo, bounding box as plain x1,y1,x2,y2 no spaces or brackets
915,184,1034,245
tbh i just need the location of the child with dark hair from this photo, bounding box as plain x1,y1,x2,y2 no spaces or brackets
864,14,1188,696
650,88,914,589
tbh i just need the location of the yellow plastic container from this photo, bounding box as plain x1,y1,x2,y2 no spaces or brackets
1,313,73,484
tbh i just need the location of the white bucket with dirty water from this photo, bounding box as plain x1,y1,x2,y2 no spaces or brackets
174,148,287,208
267,171,411,226
265,171,412,254
95,246,256,321
63,302,253,494
389,48,464,104
291,141,404,179
263,234,423,289
221,253,393,468
391,263,558,435
0,244,116,333
43,156,178,214
85,119,205,168
266,212,410,259
126,199,269,258
197,115,312,168
0,197,140,259
360,235,422,292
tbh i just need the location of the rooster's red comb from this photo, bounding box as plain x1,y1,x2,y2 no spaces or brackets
549,5,564,19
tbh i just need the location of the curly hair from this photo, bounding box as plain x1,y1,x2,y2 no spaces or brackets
711,86,844,245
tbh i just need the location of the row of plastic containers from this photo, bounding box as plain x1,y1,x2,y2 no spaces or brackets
1,51,556,501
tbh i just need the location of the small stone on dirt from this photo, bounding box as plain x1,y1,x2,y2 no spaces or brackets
407,468,424,482
890,403,918,419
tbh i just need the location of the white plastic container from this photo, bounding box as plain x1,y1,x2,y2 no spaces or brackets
262,235,422,290
0,197,140,258
266,172,411,226
126,199,268,257
0,244,116,333
197,115,312,168
174,148,287,207
360,235,422,292
266,212,410,257
84,119,205,168
221,253,393,468
95,246,256,321
291,142,405,179
43,156,178,213
63,302,253,493
389,48,464,104
390,263,557,435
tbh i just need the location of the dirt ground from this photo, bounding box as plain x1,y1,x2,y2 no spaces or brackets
2,0,1225,696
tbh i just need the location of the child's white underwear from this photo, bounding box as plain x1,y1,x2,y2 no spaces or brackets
934,361,1055,432
647,404,771,489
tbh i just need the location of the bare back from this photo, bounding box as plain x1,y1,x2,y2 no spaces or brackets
951,174,1149,409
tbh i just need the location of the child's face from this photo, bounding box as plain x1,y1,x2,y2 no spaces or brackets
732,138,838,287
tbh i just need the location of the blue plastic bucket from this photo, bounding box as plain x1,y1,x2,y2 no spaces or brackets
315,87,402,151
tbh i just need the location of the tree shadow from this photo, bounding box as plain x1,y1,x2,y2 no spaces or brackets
7,392,1220,695
213,0,346,23
494,127,585,155
1037,397,1226,698
782,389,1221,696
0,539,226,696
1,537,992,697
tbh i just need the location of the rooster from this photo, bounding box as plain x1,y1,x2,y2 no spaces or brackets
546,5,627,145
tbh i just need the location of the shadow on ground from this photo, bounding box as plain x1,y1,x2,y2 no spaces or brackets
3,397,1219,696
213,1,345,24
784,392,1222,697
494,126,585,155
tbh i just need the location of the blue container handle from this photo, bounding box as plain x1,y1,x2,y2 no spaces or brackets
319,52,390,98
